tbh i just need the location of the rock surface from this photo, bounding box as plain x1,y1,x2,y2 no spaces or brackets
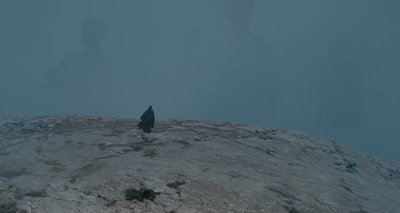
0,115,400,213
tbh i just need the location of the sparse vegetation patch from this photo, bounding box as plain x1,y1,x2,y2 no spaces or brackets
142,149,156,157
124,184,160,202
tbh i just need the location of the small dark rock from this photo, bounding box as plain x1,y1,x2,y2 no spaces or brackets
346,163,357,169
132,146,142,151
105,199,117,207
69,175,78,183
346,163,358,173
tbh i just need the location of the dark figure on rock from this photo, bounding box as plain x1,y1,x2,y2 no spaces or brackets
137,106,155,133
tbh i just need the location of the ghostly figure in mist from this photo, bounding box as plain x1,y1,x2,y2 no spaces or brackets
212,0,279,125
0,0,47,115
317,38,364,140
171,29,204,118
45,17,116,116
171,29,219,119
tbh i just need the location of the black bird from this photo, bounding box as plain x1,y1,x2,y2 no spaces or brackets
137,106,155,133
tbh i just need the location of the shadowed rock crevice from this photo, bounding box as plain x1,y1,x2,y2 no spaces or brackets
167,180,186,196
0,168,29,178
24,189,47,198
0,202,22,213
265,186,300,202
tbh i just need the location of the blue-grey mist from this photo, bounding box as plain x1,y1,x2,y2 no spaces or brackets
0,0,399,161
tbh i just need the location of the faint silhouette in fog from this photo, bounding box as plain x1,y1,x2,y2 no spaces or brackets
317,38,363,140
0,0,47,115
212,0,279,125
170,29,207,118
44,17,116,116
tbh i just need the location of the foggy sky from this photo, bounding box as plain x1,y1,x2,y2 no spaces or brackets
1,0,399,161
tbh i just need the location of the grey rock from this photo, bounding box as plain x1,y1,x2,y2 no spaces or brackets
0,115,399,213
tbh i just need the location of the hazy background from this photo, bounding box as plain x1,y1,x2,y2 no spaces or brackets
1,0,399,161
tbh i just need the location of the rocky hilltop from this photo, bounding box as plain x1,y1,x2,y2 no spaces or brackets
0,116,400,213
